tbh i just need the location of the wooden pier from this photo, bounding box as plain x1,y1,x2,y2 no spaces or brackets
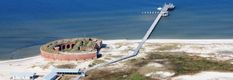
84,3,175,74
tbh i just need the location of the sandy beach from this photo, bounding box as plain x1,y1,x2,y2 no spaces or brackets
1,39,233,80
0,56,47,80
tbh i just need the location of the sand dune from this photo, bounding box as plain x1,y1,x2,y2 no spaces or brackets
1,39,233,80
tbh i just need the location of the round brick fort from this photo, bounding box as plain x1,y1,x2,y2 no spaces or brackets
40,38,102,61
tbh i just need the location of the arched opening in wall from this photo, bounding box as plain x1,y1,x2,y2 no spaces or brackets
67,44,70,49
81,41,83,45
77,47,80,50
71,44,75,48
58,45,61,51
89,38,92,41
62,45,66,50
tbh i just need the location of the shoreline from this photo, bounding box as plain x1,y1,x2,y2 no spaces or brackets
2,39,233,60
0,55,40,64
1,39,233,63
104,39,233,43
1,39,233,80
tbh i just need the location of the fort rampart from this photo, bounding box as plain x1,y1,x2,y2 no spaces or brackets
40,38,102,61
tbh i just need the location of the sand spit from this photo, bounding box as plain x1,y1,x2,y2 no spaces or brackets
1,39,233,80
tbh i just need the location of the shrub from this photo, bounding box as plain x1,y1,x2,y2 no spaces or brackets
148,52,233,75
55,64,76,69
129,73,146,80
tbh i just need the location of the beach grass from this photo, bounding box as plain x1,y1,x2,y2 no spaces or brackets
84,68,150,80
88,59,106,67
147,52,233,75
55,63,76,69
85,51,233,80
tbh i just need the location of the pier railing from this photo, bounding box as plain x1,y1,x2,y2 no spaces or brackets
84,3,175,75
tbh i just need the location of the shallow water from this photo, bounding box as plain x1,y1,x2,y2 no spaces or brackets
0,0,233,60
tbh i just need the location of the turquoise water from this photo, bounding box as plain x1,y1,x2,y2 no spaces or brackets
0,0,233,60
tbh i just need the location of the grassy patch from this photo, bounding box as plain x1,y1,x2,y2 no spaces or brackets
129,73,146,80
58,75,76,80
85,69,131,80
84,68,150,80
148,52,233,75
55,64,76,69
88,59,106,67
126,58,149,67
85,52,233,80
156,44,180,51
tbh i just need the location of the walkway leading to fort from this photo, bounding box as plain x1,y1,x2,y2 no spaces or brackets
84,3,175,73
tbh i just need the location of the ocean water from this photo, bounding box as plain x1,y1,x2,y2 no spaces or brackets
0,0,233,60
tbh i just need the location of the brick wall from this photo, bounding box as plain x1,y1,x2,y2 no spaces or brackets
40,48,97,61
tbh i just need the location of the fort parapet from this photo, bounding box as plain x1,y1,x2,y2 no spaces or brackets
40,38,102,61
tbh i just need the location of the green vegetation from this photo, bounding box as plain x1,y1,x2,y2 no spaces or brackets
84,68,149,80
129,73,146,80
126,58,149,67
85,51,233,80
156,44,180,51
55,64,76,69
87,41,95,47
71,41,82,52
58,75,76,80
148,52,233,75
41,38,99,53
88,59,106,67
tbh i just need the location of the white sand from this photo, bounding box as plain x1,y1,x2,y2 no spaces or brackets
0,56,48,80
172,71,233,80
1,39,233,80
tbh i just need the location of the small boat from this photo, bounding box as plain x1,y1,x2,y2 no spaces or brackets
157,7,162,11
